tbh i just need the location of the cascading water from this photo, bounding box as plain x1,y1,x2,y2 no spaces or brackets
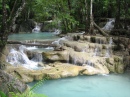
82,46,89,53
6,45,43,69
52,37,67,47
32,23,41,32
102,19,115,31
53,29,61,35
105,37,113,57
31,53,43,62
94,46,100,56
86,60,94,67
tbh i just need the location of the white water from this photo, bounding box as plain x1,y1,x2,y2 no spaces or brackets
52,37,67,47
32,23,41,32
45,47,54,50
94,46,100,56
102,19,115,31
105,37,113,57
26,46,37,50
53,29,61,35
7,45,43,69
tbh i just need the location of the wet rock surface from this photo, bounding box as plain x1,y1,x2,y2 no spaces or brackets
0,70,28,95
4,34,130,83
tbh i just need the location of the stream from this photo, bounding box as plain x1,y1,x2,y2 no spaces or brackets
28,71,130,97
8,32,130,97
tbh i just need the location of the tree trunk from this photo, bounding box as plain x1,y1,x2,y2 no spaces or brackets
9,0,26,34
0,0,8,48
67,0,71,10
85,0,89,33
0,0,26,53
67,0,73,32
89,0,94,34
124,0,128,30
114,0,121,29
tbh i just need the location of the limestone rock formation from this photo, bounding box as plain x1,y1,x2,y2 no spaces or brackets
4,33,129,83
0,70,28,95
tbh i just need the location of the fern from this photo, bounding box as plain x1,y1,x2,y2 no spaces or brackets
0,91,7,97
0,78,48,97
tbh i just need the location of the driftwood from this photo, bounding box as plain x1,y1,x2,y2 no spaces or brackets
7,40,55,47
94,22,109,36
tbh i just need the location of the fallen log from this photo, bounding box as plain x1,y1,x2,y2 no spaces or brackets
94,22,109,36
7,40,55,47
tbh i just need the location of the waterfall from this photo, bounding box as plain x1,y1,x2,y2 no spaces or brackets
31,53,43,62
94,47,98,56
6,45,43,69
109,37,113,45
93,45,101,56
86,60,94,67
53,29,61,35
32,23,41,32
102,19,115,31
105,37,113,57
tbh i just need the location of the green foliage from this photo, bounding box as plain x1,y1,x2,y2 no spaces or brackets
0,91,7,97
0,0,130,34
0,78,48,97
9,90,47,97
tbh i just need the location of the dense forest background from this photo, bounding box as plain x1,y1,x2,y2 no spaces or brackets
0,0,130,96
0,0,130,47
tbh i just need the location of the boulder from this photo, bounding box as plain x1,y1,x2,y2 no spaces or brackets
0,70,27,95
18,19,35,33
105,56,126,73
42,50,69,62
5,61,110,83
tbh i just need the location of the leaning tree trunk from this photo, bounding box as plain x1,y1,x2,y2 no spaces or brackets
89,0,94,34
93,22,109,36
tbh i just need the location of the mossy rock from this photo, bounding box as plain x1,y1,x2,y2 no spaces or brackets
102,45,106,49
106,58,110,63
114,57,120,62
115,62,125,73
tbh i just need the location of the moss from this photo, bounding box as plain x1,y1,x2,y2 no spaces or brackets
113,44,122,51
102,45,106,49
90,36,96,43
114,57,119,62
106,37,109,43
106,58,110,63
115,62,124,73
73,35,80,41
0,40,7,47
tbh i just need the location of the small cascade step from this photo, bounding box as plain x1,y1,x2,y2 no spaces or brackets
72,35,114,45
6,45,44,69
62,40,115,55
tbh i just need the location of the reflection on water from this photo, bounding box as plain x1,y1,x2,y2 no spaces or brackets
28,71,130,97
